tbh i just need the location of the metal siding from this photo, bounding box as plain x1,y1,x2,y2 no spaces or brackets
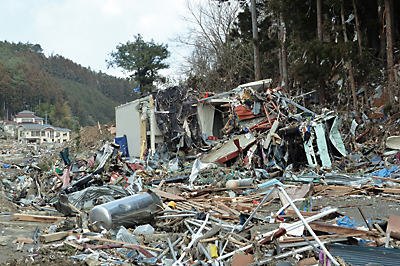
327,243,400,266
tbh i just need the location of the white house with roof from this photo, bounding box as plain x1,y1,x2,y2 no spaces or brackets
12,110,44,124
16,123,71,144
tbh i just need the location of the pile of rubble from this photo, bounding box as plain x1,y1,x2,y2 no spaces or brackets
1,80,400,266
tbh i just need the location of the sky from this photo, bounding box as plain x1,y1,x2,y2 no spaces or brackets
0,0,191,78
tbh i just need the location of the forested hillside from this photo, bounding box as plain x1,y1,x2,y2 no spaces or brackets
0,41,138,128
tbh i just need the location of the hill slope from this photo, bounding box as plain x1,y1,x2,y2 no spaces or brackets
0,41,138,127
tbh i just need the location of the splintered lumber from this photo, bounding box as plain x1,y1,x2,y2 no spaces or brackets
185,201,206,212
64,241,84,250
335,186,376,197
39,231,69,243
86,236,162,252
152,189,185,201
13,214,66,223
215,201,240,216
381,188,400,194
309,222,379,239
370,176,400,184
68,203,82,214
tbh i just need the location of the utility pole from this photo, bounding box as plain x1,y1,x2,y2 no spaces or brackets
250,0,261,81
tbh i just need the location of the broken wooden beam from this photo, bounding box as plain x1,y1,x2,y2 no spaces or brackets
39,231,69,243
12,214,66,223
86,235,162,252
309,222,379,239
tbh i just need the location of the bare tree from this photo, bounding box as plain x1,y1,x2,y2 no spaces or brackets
384,0,395,105
176,0,254,92
352,0,368,108
341,3,360,121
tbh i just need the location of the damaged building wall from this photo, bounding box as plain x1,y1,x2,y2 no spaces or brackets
115,98,163,158
115,88,230,158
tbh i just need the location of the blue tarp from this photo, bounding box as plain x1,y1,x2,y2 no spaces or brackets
369,165,400,178
115,135,130,157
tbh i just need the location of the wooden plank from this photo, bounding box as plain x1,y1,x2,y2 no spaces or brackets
234,203,254,212
39,232,69,243
228,237,247,247
309,222,379,239
139,111,147,160
13,214,66,223
379,188,400,194
208,204,230,216
175,202,191,211
279,234,363,243
370,176,400,184
68,203,82,214
199,237,220,243
184,202,205,212
157,179,166,190
215,202,240,216
210,214,239,221
152,189,186,201
64,240,84,251
86,236,162,252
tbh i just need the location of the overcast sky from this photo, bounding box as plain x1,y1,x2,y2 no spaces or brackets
0,0,191,78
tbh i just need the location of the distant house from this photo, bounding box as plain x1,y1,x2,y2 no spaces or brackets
16,123,71,144
12,110,44,124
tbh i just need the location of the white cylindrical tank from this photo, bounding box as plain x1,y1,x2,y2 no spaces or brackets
89,190,162,231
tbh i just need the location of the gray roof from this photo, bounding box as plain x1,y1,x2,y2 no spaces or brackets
18,110,35,115
18,123,71,131
18,124,54,130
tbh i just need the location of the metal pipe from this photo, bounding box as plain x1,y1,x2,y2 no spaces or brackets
199,243,212,261
173,213,210,266
256,207,337,240
219,228,235,257
242,186,277,228
156,231,189,261
279,95,317,116
277,186,339,266
186,220,211,231
158,210,197,215
173,230,189,246
184,220,195,235
385,232,391,248
156,214,196,219
217,207,338,262
167,237,177,262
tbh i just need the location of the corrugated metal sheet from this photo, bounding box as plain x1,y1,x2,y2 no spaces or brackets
327,243,400,266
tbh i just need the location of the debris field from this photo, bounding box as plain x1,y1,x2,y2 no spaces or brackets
1,81,400,266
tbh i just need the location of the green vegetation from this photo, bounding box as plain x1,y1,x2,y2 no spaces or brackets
0,41,139,128
107,34,170,92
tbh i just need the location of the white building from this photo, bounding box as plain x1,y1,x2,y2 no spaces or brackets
16,123,71,144
12,110,44,124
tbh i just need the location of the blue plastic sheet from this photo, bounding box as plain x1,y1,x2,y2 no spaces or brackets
115,135,130,157
370,165,400,178
336,216,355,228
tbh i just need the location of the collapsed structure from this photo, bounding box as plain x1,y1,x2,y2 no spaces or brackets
116,79,346,174
1,80,400,266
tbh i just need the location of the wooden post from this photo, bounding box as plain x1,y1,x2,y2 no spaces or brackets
149,95,156,156
139,111,147,160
